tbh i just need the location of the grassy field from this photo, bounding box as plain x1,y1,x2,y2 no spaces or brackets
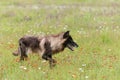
0,0,120,80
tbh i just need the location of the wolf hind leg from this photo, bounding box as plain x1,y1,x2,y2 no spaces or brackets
19,41,28,61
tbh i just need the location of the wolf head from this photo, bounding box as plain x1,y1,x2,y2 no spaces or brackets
63,31,78,51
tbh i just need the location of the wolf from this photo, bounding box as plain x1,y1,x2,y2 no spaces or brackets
13,31,78,68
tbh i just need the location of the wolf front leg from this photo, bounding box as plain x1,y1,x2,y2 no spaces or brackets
42,52,56,68
41,41,56,68
48,57,57,68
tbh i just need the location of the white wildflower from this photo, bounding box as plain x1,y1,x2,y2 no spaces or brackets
108,49,112,52
79,68,84,72
42,60,46,63
23,67,27,70
82,64,86,67
38,67,41,70
85,76,89,79
20,66,27,70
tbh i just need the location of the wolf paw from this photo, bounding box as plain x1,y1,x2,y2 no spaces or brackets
49,59,57,68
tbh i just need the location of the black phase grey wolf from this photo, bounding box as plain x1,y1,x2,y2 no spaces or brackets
13,31,78,68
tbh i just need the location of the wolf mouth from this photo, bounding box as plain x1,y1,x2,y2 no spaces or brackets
67,42,78,51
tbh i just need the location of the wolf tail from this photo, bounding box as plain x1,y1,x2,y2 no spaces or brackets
12,49,20,56
12,38,24,56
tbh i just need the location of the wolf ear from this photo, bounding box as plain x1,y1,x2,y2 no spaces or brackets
63,31,70,38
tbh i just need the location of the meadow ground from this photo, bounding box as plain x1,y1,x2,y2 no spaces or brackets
0,0,120,80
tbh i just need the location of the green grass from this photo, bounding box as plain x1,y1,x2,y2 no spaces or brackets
0,0,120,80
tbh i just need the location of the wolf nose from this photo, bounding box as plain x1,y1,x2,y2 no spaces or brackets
74,44,78,47
76,45,79,47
